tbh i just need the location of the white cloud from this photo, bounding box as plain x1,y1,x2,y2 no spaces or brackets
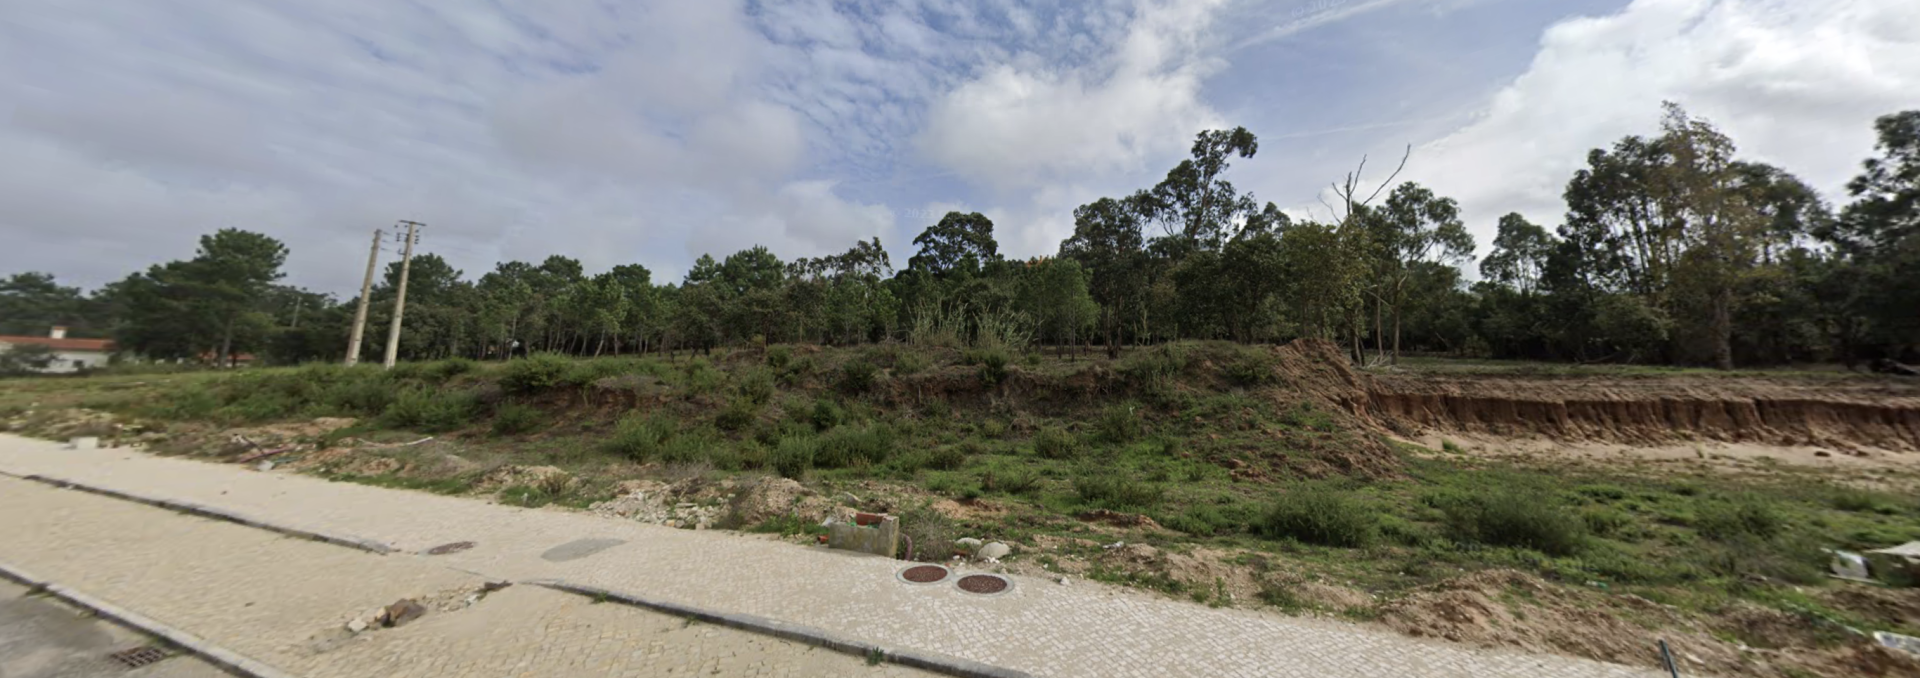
1405,0,1920,246
916,0,1229,192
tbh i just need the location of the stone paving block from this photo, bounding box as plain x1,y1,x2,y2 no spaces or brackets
0,434,1665,678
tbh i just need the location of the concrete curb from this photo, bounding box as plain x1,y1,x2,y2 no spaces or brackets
529,580,1036,678
0,560,299,678
6,471,395,555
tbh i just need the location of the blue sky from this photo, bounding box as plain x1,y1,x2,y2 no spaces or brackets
3,0,1917,294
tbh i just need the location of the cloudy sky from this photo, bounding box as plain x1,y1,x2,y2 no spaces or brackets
4,0,1917,295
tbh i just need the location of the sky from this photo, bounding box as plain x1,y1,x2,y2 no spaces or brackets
3,0,1917,295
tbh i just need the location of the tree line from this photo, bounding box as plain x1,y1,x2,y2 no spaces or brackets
4,103,1915,370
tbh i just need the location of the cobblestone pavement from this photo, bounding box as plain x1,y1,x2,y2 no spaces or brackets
0,476,926,678
0,578,229,678
0,435,1666,678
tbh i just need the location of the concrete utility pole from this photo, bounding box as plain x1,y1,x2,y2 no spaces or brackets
381,220,424,369
344,228,383,366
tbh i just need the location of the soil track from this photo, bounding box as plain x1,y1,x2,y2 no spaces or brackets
1366,373,1920,452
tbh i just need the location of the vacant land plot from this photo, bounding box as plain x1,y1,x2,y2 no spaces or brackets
6,343,1920,678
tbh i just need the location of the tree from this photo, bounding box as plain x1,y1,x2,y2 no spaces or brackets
1479,214,1554,292
1061,197,1148,356
1277,220,1368,343
1825,110,1920,362
0,343,56,375
1016,258,1098,353
909,212,1000,279
1372,182,1474,363
0,273,94,337
1142,127,1262,251
117,229,287,365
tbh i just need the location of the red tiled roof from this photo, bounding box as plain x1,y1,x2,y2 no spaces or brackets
0,336,116,352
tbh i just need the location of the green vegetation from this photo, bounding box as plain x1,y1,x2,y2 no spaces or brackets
1259,485,1377,548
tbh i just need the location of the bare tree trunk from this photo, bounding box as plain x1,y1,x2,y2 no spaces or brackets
219,320,235,369
1712,285,1734,370
1392,304,1403,366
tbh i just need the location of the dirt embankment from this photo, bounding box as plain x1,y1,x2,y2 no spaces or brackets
1366,374,1920,452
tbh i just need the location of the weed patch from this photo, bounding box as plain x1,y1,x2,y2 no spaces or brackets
1260,485,1376,548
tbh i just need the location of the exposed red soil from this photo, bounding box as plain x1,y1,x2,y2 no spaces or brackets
1366,374,1920,452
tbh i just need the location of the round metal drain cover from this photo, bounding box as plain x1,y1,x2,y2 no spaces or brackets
898,565,950,584
955,574,1011,595
424,541,474,555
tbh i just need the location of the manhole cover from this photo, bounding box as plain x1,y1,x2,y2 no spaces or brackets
955,574,1011,595
541,538,625,562
898,565,950,584
108,645,170,669
424,541,474,555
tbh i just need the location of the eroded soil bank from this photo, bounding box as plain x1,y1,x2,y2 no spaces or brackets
1367,373,1920,454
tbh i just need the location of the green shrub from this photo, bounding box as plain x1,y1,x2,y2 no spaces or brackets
379,388,479,432
1091,403,1142,444
500,353,571,394
815,423,896,468
491,402,543,436
773,435,817,479
1693,494,1784,541
1222,350,1276,386
1700,534,1825,585
735,368,776,405
1165,504,1232,536
1378,514,1436,547
982,466,1041,495
715,396,760,432
1442,488,1586,556
429,358,476,381
775,355,816,386
766,345,792,369
1074,470,1163,510
925,445,969,471
1575,484,1630,501
680,359,720,395
1259,486,1377,548
1117,343,1189,384
656,429,721,464
603,413,676,461
837,359,878,395
806,399,844,431
319,373,396,415
148,385,221,420
898,502,959,561
1033,426,1081,459
894,350,931,376
1582,508,1632,538
1828,487,1899,515
731,441,770,471
963,347,1010,385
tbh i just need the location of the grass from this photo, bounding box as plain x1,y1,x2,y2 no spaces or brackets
1259,485,1377,548
10,343,1920,666
1438,486,1587,556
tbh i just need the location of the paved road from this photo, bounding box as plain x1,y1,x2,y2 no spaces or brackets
0,476,924,678
0,434,1666,678
0,579,227,678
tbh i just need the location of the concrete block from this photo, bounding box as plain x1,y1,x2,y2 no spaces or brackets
828,515,898,558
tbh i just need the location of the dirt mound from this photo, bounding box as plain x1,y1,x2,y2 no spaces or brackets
725,476,831,526
1268,338,1373,407
590,475,837,530
475,465,573,491
1377,569,1920,677
1369,375,1920,452
1379,570,1742,672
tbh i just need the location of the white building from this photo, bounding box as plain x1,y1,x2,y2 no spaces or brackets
0,326,115,373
